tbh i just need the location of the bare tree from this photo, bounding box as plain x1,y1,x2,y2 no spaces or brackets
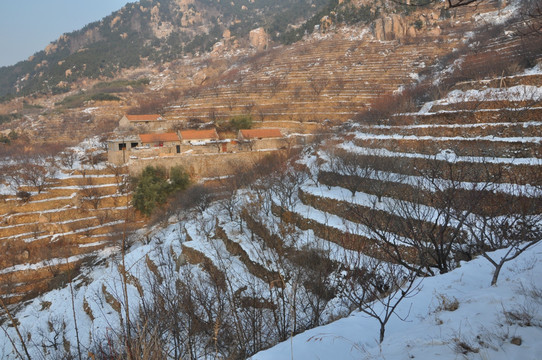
268,74,287,97
465,183,542,286
256,107,266,123
244,101,256,115
392,0,484,8
340,254,422,343
79,176,103,210
17,162,51,194
309,75,329,97
59,149,79,170
344,152,501,276
0,297,32,360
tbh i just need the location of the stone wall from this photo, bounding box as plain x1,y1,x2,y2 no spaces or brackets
128,149,286,179
110,136,301,166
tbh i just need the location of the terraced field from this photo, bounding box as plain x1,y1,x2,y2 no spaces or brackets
3,54,541,360
65,69,536,357
0,167,137,304
163,34,446,127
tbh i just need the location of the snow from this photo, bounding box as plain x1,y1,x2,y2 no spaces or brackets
340,141,542,166
82,107,99,114
419,85,542,114
474,1,520,25
0,183,13,196
354,131,542,144
252,245,542,360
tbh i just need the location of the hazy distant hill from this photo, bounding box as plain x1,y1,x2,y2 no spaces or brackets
0,0,336,98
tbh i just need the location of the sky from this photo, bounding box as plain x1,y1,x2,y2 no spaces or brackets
0,0,132,68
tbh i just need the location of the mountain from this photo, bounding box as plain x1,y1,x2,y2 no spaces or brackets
0,0,337,99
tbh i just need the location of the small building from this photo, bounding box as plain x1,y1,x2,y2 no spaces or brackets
179,129,219,145
107,136,142,164
107,136,141,152
237,128,285,151
139,133,181,149
119,114,164,131
238,129,282,140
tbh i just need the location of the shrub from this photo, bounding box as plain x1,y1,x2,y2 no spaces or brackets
170,166,190,191
89,93,121,101
132,165,190,216
0,113,21,125
17,191,31,203
229,115,253,131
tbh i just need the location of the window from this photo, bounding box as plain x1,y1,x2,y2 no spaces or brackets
118,143,127,150
131,142,139,148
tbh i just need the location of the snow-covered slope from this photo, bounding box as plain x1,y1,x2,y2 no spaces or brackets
252,245,542,360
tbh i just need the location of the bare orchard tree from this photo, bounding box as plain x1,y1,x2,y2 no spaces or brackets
465,182,542,286
268,74,287,97
18,161,51,194
515,0,542,37
355,156,501,276
268,161,309,213
59,149,79,170
391,0,484,8
323,148,378,197
78,176,103,210
339,254,422,343
309,75,329,97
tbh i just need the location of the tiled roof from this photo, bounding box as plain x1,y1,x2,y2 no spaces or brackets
180,129,219,140
139,133,180,143
125,114,162,122
240,129,282,139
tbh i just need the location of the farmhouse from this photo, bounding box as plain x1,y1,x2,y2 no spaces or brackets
237,129,285,151
107,136,141,152
139,133,181,150
179,129,219,144
238,129,282,140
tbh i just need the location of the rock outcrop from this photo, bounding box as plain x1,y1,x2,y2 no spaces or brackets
374,14,407,41
373,12,441,41
249,27,269,51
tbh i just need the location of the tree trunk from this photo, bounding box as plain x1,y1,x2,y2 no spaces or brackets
491,263,503,286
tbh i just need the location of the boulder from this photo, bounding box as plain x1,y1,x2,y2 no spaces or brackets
374,14,407,40
426,26,442,37
407,26,418,38
249,27,268,51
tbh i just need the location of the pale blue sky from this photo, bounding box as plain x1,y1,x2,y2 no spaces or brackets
0,0,132,67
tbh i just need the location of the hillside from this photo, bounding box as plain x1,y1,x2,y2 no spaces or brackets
1,0,528,146
253,245,542,360
0,0,541,359
1,60,541,358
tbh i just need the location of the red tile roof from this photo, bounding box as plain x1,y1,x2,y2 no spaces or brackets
139,133,180,143
125,114,162,122
240,129,282,139
180,129,219,140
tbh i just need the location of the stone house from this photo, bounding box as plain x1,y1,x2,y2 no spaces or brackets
237,129,285,151
179,129,219,145
108,136,141,152
107,136,142,164
139,133,181,151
